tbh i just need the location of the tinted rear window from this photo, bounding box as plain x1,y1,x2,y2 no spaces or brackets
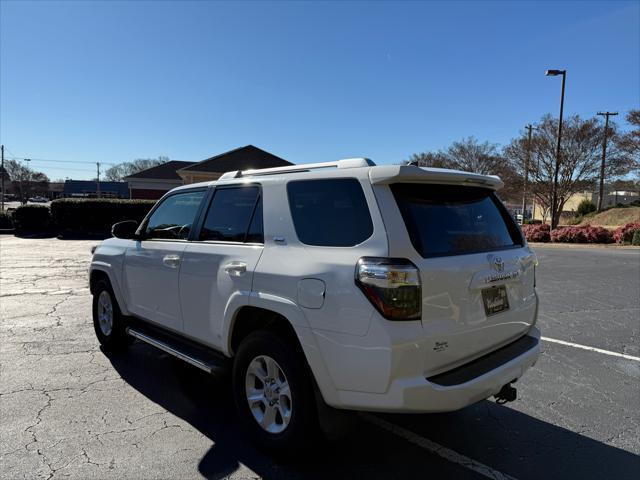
200,186,262,243
391,183,523,258
287,178,373,247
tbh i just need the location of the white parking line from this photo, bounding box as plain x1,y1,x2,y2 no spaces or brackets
542,336,640,362
361,414,517,480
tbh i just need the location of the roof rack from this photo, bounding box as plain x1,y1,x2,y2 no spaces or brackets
218,157,375,180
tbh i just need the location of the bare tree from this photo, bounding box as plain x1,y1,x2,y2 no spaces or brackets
406,151,451,169
504,114,636,227
104,156,169,181
406,137,522,201
4,160,50,203
616,109,640,160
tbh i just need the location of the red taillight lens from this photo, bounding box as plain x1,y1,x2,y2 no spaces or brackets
355,257,421,321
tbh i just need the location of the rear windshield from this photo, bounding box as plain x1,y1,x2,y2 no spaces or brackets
391,183,523,258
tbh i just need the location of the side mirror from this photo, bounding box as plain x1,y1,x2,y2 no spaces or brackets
112,220,140,240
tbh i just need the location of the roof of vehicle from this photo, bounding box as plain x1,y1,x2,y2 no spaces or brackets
169,159,504,192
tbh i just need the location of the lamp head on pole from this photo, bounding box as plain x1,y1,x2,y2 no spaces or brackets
545,69,566,76
596,112,618,117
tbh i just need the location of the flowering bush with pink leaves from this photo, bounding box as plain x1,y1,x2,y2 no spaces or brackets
521,223,551,242
613,222,640,244
550,225,613,244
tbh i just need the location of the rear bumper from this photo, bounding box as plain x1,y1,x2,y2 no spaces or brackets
327,327,541,413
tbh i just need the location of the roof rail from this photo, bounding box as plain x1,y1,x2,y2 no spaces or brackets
218,157,375,180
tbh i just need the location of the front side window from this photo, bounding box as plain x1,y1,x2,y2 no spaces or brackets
144,190,205,240
391,183,523,258
200,186,262,243
287,178,373,247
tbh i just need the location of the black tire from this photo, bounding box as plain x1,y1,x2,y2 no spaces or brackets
232,330,318,454
92,279,132,351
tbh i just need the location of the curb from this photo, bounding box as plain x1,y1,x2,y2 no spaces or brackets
529,242,640,250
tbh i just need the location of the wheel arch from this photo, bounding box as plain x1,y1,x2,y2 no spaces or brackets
227,302,340,406
89,266,131,316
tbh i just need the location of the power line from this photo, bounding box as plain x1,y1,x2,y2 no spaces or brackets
6,156,117,166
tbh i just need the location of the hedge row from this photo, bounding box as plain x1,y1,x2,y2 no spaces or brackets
522,221,640,245
50,198,155,234
12,204,51,232
521,223,551,242
551,225,613,244
613,221,640,244
10,199,155,234
0,211,13,229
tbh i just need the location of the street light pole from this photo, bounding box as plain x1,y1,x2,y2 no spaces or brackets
596,111,618,212
521,124,536,222
545,69,566,228
20,158,31,204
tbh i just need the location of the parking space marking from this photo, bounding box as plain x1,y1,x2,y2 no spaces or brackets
542,336,640,362
361,414,517,480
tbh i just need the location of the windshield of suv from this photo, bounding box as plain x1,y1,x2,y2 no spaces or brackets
391,183,523,258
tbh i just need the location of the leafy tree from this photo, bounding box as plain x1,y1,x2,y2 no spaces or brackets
504,114,636,228
104,156,169,181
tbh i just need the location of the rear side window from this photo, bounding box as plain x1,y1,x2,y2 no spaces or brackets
287,178,373,247
200,186,262,243
144,190,205,240
391,183,523,258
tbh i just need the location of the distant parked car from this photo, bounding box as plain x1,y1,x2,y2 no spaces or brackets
28,196,49,203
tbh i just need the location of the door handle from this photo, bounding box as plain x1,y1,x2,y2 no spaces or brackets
224,261,247,277
162,254,181,268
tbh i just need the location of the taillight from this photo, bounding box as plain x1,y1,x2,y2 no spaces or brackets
355,257,421,320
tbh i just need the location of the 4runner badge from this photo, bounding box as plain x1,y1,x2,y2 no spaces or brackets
433,341,449,352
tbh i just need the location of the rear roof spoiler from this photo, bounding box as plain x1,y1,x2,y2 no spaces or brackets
369,165,504,190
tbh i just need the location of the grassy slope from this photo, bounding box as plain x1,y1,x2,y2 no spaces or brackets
579,206,640,227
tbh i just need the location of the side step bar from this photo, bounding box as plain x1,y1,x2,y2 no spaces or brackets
126,326,228,375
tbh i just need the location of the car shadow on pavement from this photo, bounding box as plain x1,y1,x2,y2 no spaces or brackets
105,342,640,480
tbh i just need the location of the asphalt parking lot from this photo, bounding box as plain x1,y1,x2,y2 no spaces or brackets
1,236,639,479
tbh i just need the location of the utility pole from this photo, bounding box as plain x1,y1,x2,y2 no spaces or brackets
521,124,536,223
596,111,618,212
96,162,101,198
1,145,4,213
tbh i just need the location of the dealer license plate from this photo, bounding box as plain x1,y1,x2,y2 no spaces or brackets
482,285,510,317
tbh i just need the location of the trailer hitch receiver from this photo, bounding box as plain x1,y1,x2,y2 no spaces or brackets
494,383,517,404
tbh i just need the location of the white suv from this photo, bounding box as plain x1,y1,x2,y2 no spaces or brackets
90,159,540,451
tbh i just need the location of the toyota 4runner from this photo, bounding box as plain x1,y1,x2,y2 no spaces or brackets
90,158,540,451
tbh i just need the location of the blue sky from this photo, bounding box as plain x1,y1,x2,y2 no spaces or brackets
1,0,638,180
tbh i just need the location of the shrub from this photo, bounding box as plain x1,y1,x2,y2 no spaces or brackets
50,198,156,234
576,199,596,217
632,230,640,246
0,211,13,229
13,204,51,232
564,215,583,226
613,222,640,244
523,219,542,225
551,225,613,244
521,223,551,242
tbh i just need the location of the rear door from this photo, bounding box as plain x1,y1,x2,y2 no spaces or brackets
124,189,206,332
180,185,264,349
381,182,537,375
